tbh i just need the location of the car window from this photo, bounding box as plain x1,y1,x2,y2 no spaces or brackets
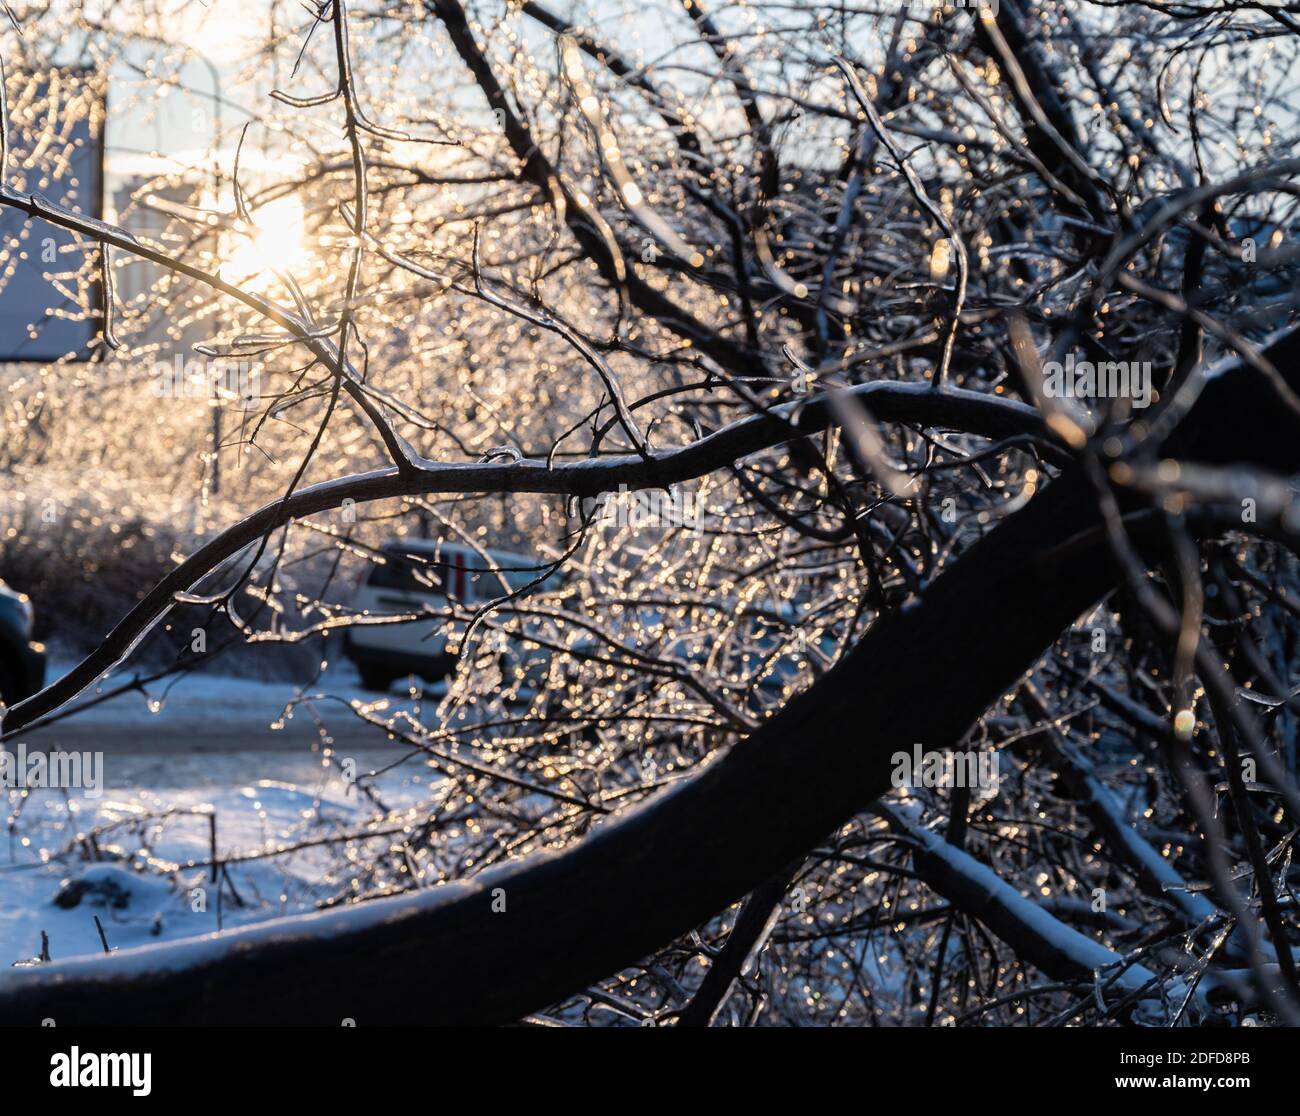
367,547,563,600
367,550,459,597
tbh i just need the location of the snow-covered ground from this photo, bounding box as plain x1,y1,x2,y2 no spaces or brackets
1,762,445,967
2,658,452,967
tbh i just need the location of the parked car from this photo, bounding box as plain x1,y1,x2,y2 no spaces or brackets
608,602,839,713
0,579,46,708
343,540,558,691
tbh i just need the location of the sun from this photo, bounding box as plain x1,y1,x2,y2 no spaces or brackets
220,194,311,290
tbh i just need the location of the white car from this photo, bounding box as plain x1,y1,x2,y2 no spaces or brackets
342,539,557,691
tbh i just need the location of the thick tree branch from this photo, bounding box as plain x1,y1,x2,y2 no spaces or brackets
1,380,1046,735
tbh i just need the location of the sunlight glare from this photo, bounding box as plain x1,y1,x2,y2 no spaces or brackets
221,195,311,289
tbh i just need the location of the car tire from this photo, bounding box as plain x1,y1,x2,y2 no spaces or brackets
358,665,394,692
0,657,18,709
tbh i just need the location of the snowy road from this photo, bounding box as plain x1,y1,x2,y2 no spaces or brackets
1,662,451,967
17,658,446,754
